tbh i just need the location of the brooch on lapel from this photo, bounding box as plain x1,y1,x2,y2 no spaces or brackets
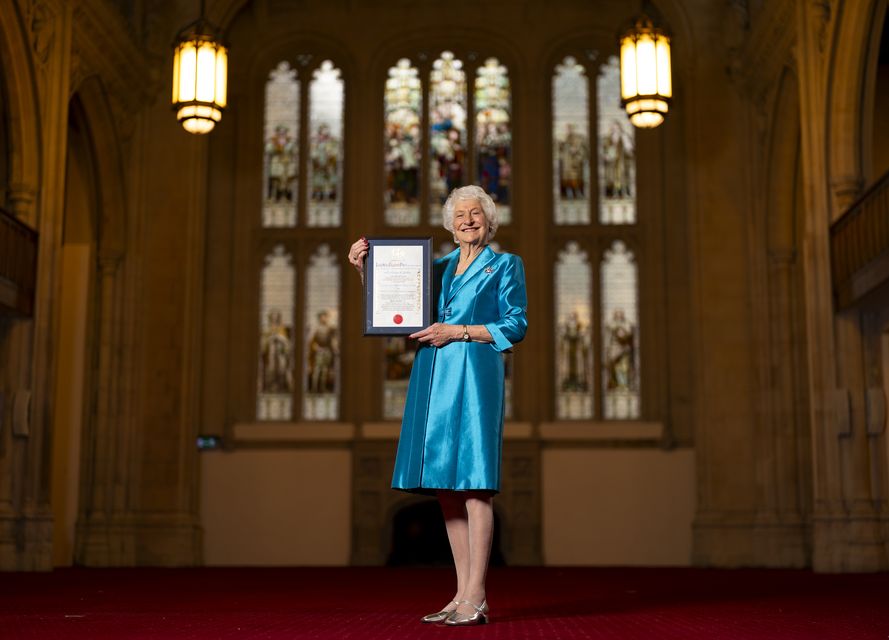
484,266,493,274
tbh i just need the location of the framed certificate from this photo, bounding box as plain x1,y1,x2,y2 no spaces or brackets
363,237,433,336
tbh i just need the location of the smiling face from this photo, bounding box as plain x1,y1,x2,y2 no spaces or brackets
452,198,489,246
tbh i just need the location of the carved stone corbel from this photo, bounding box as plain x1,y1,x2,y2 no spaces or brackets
26,1,55,67
810,0,832,54
723,0,750,82
830,176,864,215
866,388,886,436
832,388,852,437
7,183,38,222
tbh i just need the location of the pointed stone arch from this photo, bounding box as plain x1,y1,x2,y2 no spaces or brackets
61,77,135,566
68,75,127,260
828,0,888,211
0,1,42,220
758,65,812,567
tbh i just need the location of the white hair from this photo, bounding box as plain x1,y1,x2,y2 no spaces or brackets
441,185,499,242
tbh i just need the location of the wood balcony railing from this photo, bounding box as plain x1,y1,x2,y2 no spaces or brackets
830,171,889,309
0,208,38,317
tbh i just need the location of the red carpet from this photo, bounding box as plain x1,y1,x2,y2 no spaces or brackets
3,567,889,639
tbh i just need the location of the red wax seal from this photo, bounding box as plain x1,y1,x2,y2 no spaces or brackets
393,314,403,324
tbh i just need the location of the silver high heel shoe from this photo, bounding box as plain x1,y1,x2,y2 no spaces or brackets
421,600,460,623
444,599,489,626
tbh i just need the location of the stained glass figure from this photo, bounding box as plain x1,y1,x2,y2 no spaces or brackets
258,245,295,420
475,57,512,224
553,57,591,225
429,51,467,219
263,62,299,227
307,61,344,227
383,336,418,419
303,244,340,419
384,59,422,226
598,56,636,224
601,241,640,418
556,242,594,419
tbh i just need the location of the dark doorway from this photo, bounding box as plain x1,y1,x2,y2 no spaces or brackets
872,7,889,178
386,499,506,567
880,11,889,65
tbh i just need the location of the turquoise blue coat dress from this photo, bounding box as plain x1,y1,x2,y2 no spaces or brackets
391,245,528,495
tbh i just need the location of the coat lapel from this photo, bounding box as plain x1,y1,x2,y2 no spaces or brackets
445,245,497,305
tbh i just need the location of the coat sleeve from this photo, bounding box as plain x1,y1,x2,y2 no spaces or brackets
484,254,528,352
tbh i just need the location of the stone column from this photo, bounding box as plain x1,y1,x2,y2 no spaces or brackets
74,256,135,565
796,0,887,571
0,0,73,571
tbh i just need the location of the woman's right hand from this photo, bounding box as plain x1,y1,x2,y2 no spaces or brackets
348,237,369,276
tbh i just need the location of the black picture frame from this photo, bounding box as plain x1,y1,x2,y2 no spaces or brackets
363,237,433,336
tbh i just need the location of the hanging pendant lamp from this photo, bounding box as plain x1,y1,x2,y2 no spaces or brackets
619,4,672,129
171,0,228,134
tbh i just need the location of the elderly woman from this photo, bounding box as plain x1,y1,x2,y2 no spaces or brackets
348,185,527,626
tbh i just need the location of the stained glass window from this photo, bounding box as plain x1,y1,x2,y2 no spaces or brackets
475,57,512,224
597,56,636,224
553,57,591,225
429,51,467,218
258,245,296,420
303,244,340,419
263,62,299,228
601,241,639,418
384,59,422,226
555,242,593,419
307,61,344,227
551,52,645,423
383,53,514,227
255,57,345,425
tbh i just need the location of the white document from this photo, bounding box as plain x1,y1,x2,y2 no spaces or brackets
372,245,424,327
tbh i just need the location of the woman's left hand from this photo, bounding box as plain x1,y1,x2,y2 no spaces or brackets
410,323,461,347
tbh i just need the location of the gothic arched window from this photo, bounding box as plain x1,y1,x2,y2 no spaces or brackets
263,61,300,227
601,240,639,418
307,61,344,227
384,59,422,226
553,56,590,225
555,242,594,419
256,58,345,421
384,52,513,227
258,246,296,420
552,54,641,420
475,58,512,223
381,53,515,420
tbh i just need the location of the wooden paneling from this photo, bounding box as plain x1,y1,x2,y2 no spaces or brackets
831,171,889,308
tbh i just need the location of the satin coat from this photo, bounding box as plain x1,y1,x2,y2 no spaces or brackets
391,246,528,494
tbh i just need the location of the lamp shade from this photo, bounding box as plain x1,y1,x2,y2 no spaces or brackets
619,14,672,129
172,20,228,134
